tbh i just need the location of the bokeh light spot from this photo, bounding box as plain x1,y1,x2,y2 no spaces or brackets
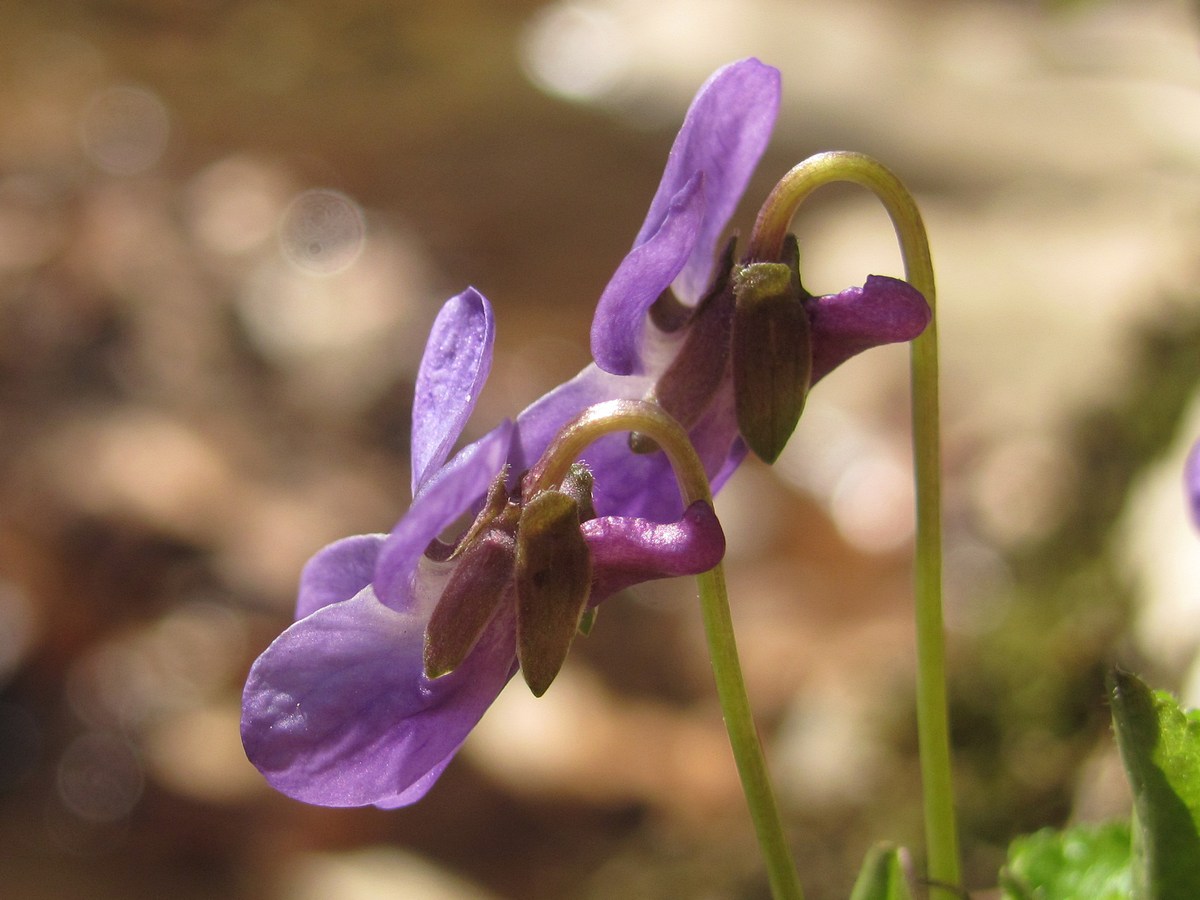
56,732,143,824
279,189,366,275
79,84,169,176
520,2,631,102
186,155,290,257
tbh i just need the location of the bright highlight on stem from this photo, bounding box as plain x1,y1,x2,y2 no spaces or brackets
751,152,960,897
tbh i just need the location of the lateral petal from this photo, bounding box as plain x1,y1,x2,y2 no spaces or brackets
295,533,385,620
375,420,514,610
591,174,706,376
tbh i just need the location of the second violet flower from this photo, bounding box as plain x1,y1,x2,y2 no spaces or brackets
512,57,931,522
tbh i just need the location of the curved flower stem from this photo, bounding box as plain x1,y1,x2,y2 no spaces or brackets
750,152,960,896
524,400,712,506
527,400,804,899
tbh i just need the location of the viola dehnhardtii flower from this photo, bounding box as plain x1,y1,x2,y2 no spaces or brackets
510,58,931,523
1187,439,1200,531
240,289,725,808
242,56,934,813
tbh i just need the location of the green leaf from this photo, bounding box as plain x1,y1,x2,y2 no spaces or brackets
999,821,1132,900
1109,669,1200,900
849,843,913,900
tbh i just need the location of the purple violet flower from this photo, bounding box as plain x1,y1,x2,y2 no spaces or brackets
241,289,725,808
242,57,935,810
511,58,931,522
1186,439,1200,530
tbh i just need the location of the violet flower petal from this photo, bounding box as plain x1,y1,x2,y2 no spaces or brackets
809,276,931,383
372,754,456,809
411,288,495,495
591,174,706,376
375,420,515,610
1186,440,1200,530
513,363,743,524
585,377,742,523
633,57,780,304
511,363,696,522
295,533,385,621
241,586,517,808
510,363,651,475
585,500,726,602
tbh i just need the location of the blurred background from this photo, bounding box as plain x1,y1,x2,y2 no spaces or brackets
1,0,1198,897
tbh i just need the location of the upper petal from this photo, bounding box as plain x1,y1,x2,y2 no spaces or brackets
241,586,517,808
375,420,515,610
809,276,931,383
634,58,780,304
411,288,496,494
295,533,386,621
591,174,706,376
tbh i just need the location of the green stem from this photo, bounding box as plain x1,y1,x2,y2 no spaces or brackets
697,561,805,900
528,400,804,899
750,152,960,895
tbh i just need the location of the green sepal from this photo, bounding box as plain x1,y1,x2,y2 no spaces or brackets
849,843,914,900
558,462,597,522
449,469,512,560
999,822,1132,900
732,235,812,464
515,490,592,697
1109,668,1200,900
577,607,597,636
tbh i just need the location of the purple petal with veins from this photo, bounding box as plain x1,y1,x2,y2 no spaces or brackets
411,288,495,494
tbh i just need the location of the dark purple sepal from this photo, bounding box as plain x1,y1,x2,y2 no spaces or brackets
423,530,516,679
514,491,593,697
731,242,813,464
